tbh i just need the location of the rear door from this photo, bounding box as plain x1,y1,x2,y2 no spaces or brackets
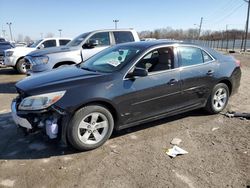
178,46,217,107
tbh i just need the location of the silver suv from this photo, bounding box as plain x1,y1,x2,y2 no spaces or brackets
25,29,140,75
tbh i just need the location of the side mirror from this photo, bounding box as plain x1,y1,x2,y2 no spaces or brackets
127,67,148,79
83,39,99,49
37,44,44,49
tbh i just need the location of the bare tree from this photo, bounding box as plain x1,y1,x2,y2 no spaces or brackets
17,34,23,42
45,32,54,38
24,36,32,43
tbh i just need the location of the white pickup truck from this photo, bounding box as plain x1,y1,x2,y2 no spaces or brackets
4,38,71,73
25,29,140,75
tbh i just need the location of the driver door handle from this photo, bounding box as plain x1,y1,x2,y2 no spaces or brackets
207,70,214,75
168,79,178,85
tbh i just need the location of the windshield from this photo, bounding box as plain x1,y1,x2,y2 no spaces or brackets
66,32,90,47
80,45,143,73
29,39,43,48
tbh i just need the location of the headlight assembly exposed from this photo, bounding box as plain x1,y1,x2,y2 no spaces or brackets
18,91,66,110
31,56,49,65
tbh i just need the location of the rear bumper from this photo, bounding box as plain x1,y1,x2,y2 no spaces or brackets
231,67,241,95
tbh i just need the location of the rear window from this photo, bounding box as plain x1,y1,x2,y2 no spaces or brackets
178,47,203,67
59,39,70,46
113,31,134,44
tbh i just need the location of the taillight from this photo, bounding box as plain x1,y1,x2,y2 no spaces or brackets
235,60,241,67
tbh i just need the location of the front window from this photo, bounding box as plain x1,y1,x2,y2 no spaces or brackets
42,40,56,48
29,39,43,48
80,45,143,73
87,32,110,47
135,47,174,73
67,32,90,47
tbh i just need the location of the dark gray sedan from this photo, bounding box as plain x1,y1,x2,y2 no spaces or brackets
12,41,241,151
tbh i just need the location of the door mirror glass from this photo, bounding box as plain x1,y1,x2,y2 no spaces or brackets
83,39,99,49
37,44,44,49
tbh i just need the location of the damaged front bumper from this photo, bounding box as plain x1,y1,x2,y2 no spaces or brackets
11,101,32,129
11,99,68,140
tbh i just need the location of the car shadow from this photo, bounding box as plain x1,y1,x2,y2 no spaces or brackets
0,67,18,75
0,82,18,94
0,109,211,160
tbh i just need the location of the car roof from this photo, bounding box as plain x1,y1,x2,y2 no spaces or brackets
116,40,185,48
0,41,12,45
118,40,212,49
90,28,136,33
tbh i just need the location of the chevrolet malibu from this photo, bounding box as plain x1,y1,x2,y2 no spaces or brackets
12,41,241,151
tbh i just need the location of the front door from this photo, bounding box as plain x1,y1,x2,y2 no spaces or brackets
118,46,182,124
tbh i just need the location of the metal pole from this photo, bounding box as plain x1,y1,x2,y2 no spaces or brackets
113,20,119,29
58,29,62,37
226,25,229,51
243,0,250,52
6,22,13,41
232,35,236,50
197,17,203,40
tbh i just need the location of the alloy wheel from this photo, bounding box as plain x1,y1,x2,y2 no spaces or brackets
212,87,228,111
77,112,109,145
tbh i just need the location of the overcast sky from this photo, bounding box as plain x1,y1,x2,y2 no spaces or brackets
0,0,247,40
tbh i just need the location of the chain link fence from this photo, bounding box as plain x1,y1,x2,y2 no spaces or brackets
186,39,250,52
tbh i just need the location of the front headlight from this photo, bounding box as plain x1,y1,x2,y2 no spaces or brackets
5,51,14,57
31,56,49,65
18,91,66,110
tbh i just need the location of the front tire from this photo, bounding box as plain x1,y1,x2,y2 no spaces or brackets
67,105,114,151
205,83,229,114
16,58,27,74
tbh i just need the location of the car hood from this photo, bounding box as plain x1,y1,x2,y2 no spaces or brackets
27,46,79,57
6,46,36,55
16,66,106,95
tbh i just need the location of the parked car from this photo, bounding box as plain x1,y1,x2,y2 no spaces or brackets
0,42,14,65
4,38,71,74
11,41,241,151
25,29,140,75
0,38,6,42
15,42,27,47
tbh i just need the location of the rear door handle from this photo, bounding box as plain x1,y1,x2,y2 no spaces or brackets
207,70,214,75
168,79,178,85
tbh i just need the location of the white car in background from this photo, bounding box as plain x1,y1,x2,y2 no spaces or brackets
25,29,140,75
4,38,71,73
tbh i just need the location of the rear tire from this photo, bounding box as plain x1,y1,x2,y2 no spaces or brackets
16,58,27,74
205,83,229,114
67,105,114,151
